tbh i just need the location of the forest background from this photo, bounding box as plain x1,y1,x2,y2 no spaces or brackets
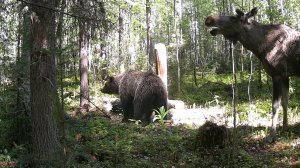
0,0,300,167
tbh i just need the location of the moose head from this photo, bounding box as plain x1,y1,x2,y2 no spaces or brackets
205,7,258,44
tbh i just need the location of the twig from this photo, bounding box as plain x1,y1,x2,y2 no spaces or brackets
17,0,115,26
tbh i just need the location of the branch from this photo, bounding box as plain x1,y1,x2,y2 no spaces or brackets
17,0,113,24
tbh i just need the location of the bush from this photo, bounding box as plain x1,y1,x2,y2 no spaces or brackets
195,121,229,148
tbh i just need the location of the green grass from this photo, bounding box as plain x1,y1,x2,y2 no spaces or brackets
60,70,300,167
169,71,300,122
1,72,300,167
63,112,300,167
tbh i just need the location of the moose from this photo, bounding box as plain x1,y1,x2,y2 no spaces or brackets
205,7,300,142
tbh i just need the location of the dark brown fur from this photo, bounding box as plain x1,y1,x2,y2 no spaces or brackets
205,8,300,142
101,70,168,124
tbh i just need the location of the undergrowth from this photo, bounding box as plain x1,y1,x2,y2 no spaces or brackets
64,113,296,167
0,72,299,167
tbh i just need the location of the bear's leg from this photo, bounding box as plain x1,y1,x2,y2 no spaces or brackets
133,98,154,124
120,96,134,121
123,103,134,120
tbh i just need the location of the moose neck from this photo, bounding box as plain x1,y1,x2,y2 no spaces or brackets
238,22,269,59
238,21,299,61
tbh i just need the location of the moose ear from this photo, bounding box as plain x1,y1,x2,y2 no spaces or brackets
248,7,258,18
236,9,244,16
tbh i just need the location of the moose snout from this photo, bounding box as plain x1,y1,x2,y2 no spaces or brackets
205,16,215,27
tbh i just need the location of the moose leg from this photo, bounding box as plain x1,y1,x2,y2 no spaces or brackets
281,77,289,130
269,76,283,142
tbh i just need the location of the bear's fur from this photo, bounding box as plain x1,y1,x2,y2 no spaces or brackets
101,70,168,124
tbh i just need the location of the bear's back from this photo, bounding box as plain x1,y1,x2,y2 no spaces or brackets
119,70,167,98
135,72,167,99
119,70,145,97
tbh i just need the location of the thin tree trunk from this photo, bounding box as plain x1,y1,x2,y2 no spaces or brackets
230,43,236,129
16,3,30,116
230,41,238,164
119,5,125,73
193,4,198,85
146,0,154,71
240,46,244,82
176,37,180,92
79,0,90,109
258,62,262,87
279,0,285,25
248,53,253,111
174,0,182,93
167,18,171,45
30,0,63,165
267,0,273,23
72,53,77,81
56,0,66,159
57,0,66,114
155,43,168,91
14,2,31,145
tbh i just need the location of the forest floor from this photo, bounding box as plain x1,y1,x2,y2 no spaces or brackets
62,73,300,167
64,105,300,168
1,73,300,167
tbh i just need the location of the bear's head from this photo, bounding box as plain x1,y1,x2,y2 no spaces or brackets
101,76,119,94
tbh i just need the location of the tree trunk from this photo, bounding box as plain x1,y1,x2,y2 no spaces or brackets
119,5,125,73
258,62,262,87
56,0,67,158
146,0,154,71
193,4,198,85
230,43,236,129
30,0,63,165
100,1,107,59
14,2,31,145
79,0,90,109
72,53,77,81
57,0,66,114
155,43,168,90
248,53,253,108
267,0,274,23
240,47,244,82
174,0,182,93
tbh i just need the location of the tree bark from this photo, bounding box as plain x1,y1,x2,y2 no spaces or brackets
248,53,253,107
56,0,67,158
174,0,182,93
79,0,90,108
14,2,31,145
119,5,125,73
146,0,154,71
155,43,168,90
30,0,63,165
193,3,198,85
230,43,236,129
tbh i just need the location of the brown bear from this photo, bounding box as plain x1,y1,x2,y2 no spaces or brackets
101,70,168,124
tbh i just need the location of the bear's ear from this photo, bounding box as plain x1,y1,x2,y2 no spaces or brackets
108,76,114,82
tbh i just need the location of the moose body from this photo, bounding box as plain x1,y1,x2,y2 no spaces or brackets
205,8,300,142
